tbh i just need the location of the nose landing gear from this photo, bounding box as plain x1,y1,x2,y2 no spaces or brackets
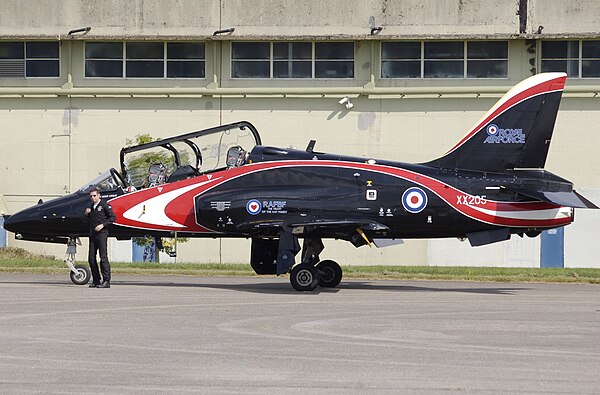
64,237,91,285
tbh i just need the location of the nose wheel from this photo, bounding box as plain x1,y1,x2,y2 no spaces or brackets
69,265,91,285
64,237,90,285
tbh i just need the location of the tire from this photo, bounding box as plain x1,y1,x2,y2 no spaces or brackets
317,260,343,288
70,265,91,285
290,264,320,291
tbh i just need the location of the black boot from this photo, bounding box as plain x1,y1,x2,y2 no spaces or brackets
97,281,110,288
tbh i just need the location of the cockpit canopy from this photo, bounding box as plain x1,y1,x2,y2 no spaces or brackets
120,121,261,189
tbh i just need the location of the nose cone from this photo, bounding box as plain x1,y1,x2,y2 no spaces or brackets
3,206,40,235
4,193,90,239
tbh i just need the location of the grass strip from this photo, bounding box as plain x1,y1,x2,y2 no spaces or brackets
1,247,599,284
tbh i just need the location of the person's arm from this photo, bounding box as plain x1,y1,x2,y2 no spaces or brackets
103,202,116,228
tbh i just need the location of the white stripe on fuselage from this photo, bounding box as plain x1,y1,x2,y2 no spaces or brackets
122,178,221,228
471,205,572,220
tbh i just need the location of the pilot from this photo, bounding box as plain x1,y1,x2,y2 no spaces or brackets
85,188,116,288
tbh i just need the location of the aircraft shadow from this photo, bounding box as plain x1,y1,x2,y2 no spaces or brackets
0,277,527,296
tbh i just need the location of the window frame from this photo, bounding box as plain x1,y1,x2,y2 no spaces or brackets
540,40,600,79
380,40,509,79
84,41,206,79
0,41,60,79
230,41,355,79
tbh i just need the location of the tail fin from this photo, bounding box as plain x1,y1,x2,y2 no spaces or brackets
424,73,567,173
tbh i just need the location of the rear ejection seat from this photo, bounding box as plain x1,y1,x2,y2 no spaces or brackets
166,165,200,183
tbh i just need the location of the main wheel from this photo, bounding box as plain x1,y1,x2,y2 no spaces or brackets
290,264,320,291
70,265,91,285
317,260,343,288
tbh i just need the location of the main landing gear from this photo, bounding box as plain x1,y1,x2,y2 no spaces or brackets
289,259,343,291
250,236,344,291
288,237,343,292
64,237,91,285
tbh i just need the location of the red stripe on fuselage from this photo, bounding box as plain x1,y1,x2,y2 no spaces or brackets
110,160,571,232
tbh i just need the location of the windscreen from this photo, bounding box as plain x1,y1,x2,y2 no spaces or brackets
79,170,122,193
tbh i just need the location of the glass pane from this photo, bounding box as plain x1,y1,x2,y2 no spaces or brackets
85,60,123,77
167,42,205,59
424,60,463,77
381,42,420,60
26,60,59,77
583,41,600,58
273,42,311,59
541,60,578,77
315,42,354,59
126,60,164,77
274,61,311,78
582,60,600,77
26,42,59,58
167,61,205,78
315,61,353,78
381,61,420,78
0,42,24,59
541,41,579,59
232,42,269,59
467,41,507,59
126,42,163,59
467,60,507,78
425,42,463,59
231,61,269,78
85,42,122,59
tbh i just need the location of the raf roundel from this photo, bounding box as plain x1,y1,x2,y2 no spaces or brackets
486,124,499,136
402,187,428,214
246,199,262,215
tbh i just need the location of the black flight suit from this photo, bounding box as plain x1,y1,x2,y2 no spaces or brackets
86,199,116,284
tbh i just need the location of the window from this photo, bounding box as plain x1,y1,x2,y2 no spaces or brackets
85,41,205,78
582,41,600,78
0,41,59,78
381,41,508,79
541,41,579,77
381,42,420,78
85,42,123,77
167,42,205,78
541,40,600,78
231,42,270,78
315,42,354,78
231,42,354,79
424,42,464,78
273,42,311,78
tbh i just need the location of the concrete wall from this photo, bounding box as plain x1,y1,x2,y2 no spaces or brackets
0,0,520,37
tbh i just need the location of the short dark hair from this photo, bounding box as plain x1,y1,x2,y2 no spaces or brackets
90,187,100,194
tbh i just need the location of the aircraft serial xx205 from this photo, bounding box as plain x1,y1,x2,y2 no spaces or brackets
4,72,597,291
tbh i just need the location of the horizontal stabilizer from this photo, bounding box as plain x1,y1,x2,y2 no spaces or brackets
508,188,598,209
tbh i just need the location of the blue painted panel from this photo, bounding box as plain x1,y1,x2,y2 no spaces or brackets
0,216,6,248
540,227,564,268
132,239,156,262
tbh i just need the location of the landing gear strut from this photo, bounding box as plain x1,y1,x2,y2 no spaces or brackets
64,237,91,285
288,237,343,291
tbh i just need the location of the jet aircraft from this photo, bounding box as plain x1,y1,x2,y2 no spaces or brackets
4,72,597,291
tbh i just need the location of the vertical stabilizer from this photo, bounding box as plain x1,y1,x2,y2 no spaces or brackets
424,73,567,172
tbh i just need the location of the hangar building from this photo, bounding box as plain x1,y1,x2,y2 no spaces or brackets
1,0,599,267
